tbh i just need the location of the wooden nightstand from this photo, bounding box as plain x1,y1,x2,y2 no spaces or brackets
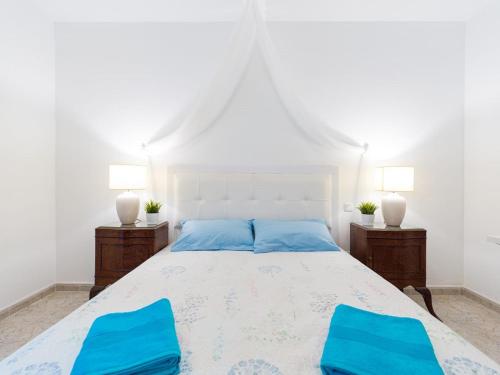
90,221,169,299
350,222,440,320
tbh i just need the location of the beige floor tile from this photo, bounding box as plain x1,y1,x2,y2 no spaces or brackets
0,291,88,360
408,293,500,363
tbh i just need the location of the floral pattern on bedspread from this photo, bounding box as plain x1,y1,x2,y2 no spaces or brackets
228,359,283,375
10,362,62,375
1,250,499,374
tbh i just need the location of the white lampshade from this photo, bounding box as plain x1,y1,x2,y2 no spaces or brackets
375,167,414,192
109,165,147,190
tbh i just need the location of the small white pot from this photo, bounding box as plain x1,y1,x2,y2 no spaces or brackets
146,213,159,225
361,214,375,226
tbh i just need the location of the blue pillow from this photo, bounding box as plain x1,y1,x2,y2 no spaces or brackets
253,219,340,253
171,219,254,251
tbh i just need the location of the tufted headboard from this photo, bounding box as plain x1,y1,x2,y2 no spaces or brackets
165,166,339,242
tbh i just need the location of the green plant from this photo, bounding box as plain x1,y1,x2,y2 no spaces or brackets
144,199,163,214
357,201,378,215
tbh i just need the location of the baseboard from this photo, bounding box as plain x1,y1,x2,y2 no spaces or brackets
0,283,92,321
55,283,93,292
0,284,56,321
404,286,463,295
462,287,500,314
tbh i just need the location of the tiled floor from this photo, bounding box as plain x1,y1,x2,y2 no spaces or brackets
0,291,88,360
0,291,499,364
408,293,500,363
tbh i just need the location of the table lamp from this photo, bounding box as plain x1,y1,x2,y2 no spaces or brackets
109,165,147,225
375,166,414,226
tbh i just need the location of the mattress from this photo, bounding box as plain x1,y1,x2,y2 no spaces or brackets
1,249,498,374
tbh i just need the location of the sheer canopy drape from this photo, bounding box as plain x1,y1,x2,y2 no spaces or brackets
145,0,367,154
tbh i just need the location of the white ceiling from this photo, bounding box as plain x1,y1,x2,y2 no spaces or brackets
268,0,494,22
31,0,494,22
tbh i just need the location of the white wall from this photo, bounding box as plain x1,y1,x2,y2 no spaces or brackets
0,0,56,310
55,23,234,282
464,2,500,303
55,22,465,287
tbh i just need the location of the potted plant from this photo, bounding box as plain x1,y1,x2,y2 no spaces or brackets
144,200,163,225
357,201,378,225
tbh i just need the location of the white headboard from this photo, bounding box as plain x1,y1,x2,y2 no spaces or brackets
165,166,339,242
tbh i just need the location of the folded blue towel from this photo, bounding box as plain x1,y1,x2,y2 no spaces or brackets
321,304,443,375
71,299,180,375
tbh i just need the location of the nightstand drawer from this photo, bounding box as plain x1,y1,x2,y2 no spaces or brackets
96,228,158,239
371,240,425,275
100,243,150,272
366,231,426,240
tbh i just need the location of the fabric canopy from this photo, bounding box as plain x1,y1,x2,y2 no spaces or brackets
145,0,367,154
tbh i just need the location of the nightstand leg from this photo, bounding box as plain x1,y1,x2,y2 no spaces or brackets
415,287,441,321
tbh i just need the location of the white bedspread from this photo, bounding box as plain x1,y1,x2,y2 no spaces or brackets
1,250,499,374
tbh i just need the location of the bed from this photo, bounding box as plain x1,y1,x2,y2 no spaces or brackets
1,167,498,374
